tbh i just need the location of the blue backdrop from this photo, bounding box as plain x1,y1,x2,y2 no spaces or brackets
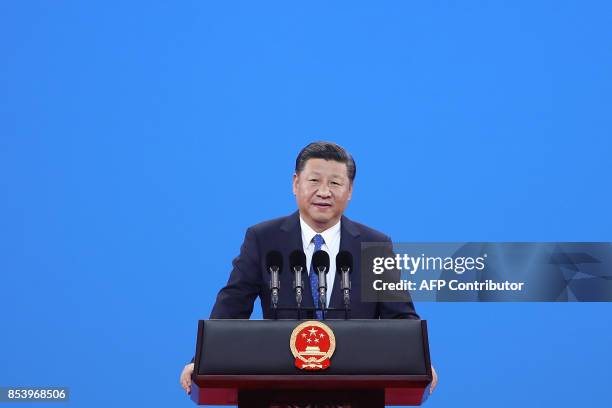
1,1,611,407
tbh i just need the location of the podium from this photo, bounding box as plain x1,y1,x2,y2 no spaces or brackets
191,319,432,407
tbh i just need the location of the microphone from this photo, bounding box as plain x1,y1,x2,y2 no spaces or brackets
289,250,307,308
266,251,283,309
336,250,353,308
312,250,330,317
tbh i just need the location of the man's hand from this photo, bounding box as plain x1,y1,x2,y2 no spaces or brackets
430,365,438,395
180,363,194,394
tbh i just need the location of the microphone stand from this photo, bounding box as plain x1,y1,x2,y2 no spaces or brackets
341,266,351,320
317,266,328,320
293,266,304,321
270,265,280,320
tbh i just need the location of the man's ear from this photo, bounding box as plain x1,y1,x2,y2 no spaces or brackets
292,173,298,195
348,181,353,201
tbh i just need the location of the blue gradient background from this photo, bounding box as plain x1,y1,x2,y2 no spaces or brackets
1,1,611,407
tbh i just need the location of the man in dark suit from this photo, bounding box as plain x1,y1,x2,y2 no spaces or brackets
209,210,419,320
180,141,437,394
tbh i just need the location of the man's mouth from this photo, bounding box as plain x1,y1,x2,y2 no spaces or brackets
312,202,332,208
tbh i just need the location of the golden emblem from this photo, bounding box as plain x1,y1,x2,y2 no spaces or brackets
290,320,336,370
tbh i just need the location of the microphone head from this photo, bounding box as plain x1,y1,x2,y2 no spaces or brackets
266,250,283,274
289,249,307,273
312,250,330,274
336,250,353,274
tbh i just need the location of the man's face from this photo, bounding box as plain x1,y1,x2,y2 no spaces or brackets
293,158,353,232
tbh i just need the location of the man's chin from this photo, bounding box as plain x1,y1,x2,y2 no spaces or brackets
310,215,339,228
300,209,340,229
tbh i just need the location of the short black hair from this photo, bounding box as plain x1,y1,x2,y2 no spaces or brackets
295,141,356,182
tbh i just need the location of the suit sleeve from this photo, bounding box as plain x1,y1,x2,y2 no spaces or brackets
377,235,420,319
209,227,263,319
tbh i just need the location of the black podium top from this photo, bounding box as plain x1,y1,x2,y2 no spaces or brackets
196,319,429,376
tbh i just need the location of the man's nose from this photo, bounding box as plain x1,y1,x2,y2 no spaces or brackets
317,185,331,197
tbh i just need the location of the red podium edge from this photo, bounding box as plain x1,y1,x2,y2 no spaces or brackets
191,374,430,405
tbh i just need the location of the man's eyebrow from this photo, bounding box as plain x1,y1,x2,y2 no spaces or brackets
305,172,346,179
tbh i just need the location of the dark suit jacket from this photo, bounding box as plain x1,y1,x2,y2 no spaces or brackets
210,211,419,320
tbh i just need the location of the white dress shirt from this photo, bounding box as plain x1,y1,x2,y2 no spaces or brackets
299,216,341,307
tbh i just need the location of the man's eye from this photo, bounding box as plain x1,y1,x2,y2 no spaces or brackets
331,182,341,186
309,179,318,182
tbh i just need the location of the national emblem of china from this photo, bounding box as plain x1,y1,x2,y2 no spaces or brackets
290,321,336,370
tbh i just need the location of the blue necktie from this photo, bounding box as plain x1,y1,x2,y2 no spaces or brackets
310,234,325,319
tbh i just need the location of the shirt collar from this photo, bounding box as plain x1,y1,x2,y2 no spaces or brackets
299,216,341,249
